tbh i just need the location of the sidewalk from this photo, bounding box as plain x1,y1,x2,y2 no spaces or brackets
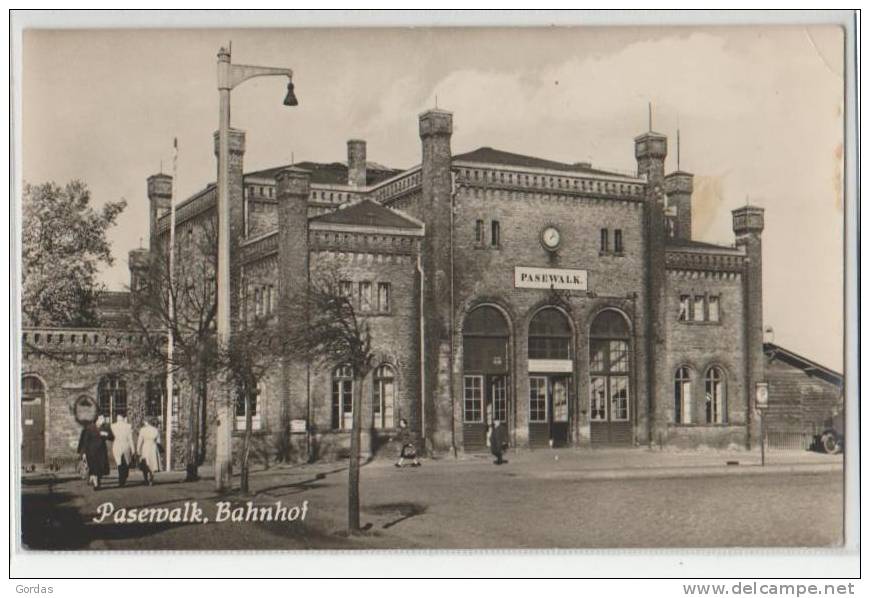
19,446,843,551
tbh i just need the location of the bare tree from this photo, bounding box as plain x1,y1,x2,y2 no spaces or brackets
129,217,219,482
283,265,374,532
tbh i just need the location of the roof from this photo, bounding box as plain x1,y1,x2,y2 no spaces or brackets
310,199,422,230
245,161,403,187
666,238,740,252
453,146,632,178
764,342,843,387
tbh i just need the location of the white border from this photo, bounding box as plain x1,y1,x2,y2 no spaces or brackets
7,9,860,581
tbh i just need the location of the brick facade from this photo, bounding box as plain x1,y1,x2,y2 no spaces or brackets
23,107,824,470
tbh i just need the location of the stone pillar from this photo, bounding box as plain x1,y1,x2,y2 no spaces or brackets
733,205,765,449
664,171,694,241
347,139,367,187
276,167,311,462
418,109,454,454
147,173,172,251
635,131,668,445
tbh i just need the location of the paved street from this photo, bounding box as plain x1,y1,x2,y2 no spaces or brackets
20,449,844,550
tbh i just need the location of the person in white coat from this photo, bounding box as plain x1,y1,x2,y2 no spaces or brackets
110,413,135,487
136,418,161,486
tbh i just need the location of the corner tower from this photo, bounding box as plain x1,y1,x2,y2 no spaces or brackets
733,205,765,448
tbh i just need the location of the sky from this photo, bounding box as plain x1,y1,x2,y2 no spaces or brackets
21,26,845,370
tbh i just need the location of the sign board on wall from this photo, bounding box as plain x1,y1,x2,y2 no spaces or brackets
514,267,588,291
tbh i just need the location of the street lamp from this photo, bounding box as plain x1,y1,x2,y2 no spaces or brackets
215,46,297,491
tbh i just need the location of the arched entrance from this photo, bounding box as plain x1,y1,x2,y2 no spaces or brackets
527,307,573,448
462,305,510,451
21,375,46,466
589,309,633,445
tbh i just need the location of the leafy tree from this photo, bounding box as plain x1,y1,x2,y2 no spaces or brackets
22,181,126,327
283,266,374,532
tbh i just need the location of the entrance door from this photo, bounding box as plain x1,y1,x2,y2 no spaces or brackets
529,375,572,448
463,374,509,451
21,376,45,467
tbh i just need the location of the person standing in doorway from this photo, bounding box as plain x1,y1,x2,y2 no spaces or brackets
136,418,161,485
491,420,508,465
77,415,113,490
394,418,421,468
110,413,134,487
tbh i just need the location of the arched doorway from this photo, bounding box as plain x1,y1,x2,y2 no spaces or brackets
589,309,633,445
21,375,46,466
527,307,573,448
462,305,510,451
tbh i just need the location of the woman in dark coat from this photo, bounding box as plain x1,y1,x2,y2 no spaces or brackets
490,420,509,465
77,415,114,490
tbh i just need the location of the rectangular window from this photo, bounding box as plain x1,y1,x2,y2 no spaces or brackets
377,282,391,313
614,229,623,253
708,296,720,322
600,228,609,253
491,220,500,247
475,219,485,244
529,376,548,423
678,295,691,321
359,281,372,312
609,340,629,373
171,386,180,432
491,376,507,422
145,380,163,418
254,288,262,317
610,377,630,421
693,296,706,322
235,382,261,431
589,376,607,421
463,375,484,422
339,279,353,298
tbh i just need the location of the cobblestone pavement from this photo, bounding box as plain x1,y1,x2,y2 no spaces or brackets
19,448,844,550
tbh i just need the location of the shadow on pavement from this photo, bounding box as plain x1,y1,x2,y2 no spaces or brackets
254,466,346,498
366,501,428,529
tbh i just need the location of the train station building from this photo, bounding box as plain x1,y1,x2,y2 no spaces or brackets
20,108,843,469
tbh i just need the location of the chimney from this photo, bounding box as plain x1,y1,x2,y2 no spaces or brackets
347,139,367,187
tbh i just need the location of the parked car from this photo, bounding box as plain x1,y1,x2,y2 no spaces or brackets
810,409,844,454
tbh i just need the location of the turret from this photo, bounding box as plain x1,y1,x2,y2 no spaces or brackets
664,171,694,241
418,108,453,453
276,166,311,461
733,205,765,448
147,173,172,250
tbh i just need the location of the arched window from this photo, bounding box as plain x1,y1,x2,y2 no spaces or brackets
528,308,571,360
589,311,631,422
235,377,262,431
373,364,395,429
332,365,354,430
97,375,127,421
705,367,726,424
674,367,693,424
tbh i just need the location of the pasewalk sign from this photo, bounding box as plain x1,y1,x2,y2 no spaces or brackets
514,266,588,291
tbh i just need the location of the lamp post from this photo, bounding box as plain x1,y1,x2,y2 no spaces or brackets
215,46,297,491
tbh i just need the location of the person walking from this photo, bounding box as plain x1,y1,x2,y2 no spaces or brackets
110,413,134,487
490,420,509,465
136,418,161,486
394,418,421,468
77,415,114,490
